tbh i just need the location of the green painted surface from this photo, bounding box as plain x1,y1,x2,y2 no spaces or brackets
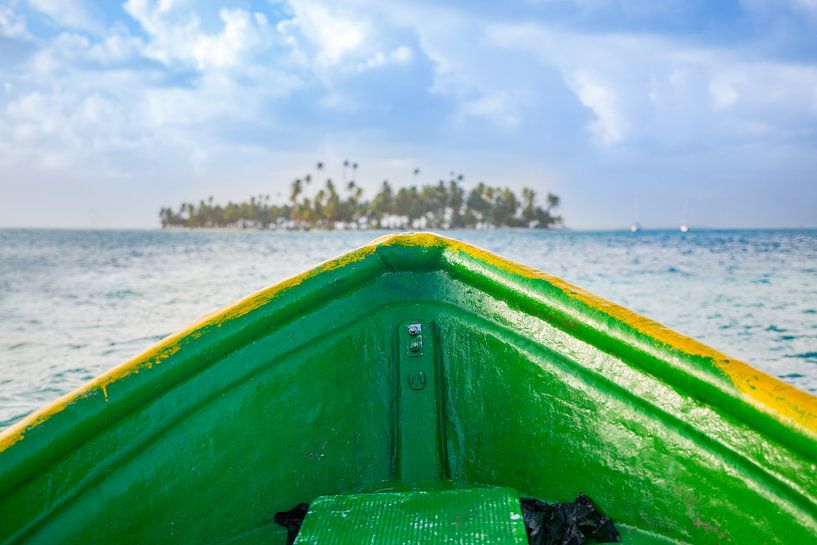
295,488,527,545
0,232,816,544
397,320,444,482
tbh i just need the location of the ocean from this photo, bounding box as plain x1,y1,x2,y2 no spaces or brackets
1,228,816,429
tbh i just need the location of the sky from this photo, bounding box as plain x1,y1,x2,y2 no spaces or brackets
1,0,816,229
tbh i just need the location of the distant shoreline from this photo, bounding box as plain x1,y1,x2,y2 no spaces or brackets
3,226,817,232
159,169,563,231
158,225,568,233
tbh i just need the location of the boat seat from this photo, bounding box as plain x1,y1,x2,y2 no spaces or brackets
294,487,528,544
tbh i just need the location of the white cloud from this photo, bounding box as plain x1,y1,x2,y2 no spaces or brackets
282,0,369,65
189,9,264,69
483,21,817,146
1,3,297,177
121,1,412,81
276,0,418,76
2,89,132,171
569,70,627,144
0,0,428,181
88,30,145,64
123,1,274,70
351,46,413,73
460,92,520,129
4,2,817,183
0,6,27,38
27,0,100,32
122,0,183,36
26,29,145,76
365,5,537,129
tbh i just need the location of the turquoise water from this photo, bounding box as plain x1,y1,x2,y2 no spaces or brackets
1,228,816,429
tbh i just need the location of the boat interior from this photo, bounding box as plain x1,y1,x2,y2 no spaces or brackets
1,234,816,544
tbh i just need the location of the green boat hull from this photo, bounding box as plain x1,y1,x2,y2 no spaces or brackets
1,233,816,544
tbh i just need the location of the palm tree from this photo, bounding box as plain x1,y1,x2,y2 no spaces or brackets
159,207,172,228
290,178,303,205
448,179,465,227
344,180,364,225
160,162,563,231
315,162,324,185
371,180,393,227
521,187,536,225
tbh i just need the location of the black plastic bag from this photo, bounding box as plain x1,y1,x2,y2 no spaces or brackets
520,494,621,545
274,503,309,545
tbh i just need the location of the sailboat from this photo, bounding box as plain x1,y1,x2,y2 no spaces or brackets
630,198,641,232
679,200,689,233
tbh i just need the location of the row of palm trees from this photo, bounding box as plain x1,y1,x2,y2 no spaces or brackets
159,163,562,230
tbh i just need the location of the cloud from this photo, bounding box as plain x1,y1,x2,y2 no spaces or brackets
2,0,817,228
189,9,265,69
123,1,276,70
6,1,817,160
2,89,132,171
0,0,426,180
459,92,520,129
27,0,101,32
483,21,817,148
277,0,416,79
282,0,369,65
351,45,413,74
0,5,28,38
568,70,626,144
362,5,540,131
27,29,147,76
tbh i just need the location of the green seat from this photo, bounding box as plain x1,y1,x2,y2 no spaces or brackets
294,487,528,545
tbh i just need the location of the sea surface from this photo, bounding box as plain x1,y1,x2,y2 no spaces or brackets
1,228,816,430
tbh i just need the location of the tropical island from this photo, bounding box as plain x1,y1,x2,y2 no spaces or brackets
160,162,562,230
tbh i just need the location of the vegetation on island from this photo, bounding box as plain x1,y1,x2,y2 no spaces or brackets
160,162,562,230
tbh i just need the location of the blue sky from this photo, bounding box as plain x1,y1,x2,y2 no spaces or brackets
1,0,816,228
